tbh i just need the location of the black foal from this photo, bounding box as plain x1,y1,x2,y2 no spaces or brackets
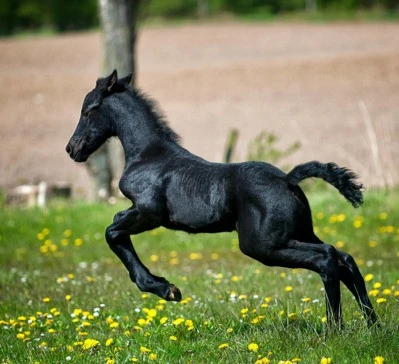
66,70,377,327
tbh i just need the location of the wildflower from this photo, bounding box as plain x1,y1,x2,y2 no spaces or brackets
376,298,387,304
382,289,392,295
335,241,345,248
369,241,377,248
159,317,168,324
320,358,332,364
248,343,259,352
42,297,51,303
140,346,151,353
169,335,177,341
149,353,157,360
106,359,115,364
82,338,99,350
301,297,311,302
218,343,229,350
146,309,157,318
105,338,114,346
227,328,233,333
150,254,159,262
364,274,374,282
231,275,242,282
369,289,379,297
374,356,385,364
74,238,83,246
65,294,72,301
109,322,119,328
189,252,202,260
373,282,382,289
285,286,293,292
172,317,184,326
256,358,271,364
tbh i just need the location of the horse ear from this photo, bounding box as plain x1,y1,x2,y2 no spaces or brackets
119,73,133,88
106,69,118,92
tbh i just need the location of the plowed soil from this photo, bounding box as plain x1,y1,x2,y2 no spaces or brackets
1,21,398,197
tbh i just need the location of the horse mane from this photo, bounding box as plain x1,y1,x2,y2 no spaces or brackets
128,87,181,145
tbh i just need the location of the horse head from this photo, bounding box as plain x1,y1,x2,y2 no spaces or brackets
66,70,132,162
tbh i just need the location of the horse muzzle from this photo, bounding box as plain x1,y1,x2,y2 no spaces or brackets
65,139,88,162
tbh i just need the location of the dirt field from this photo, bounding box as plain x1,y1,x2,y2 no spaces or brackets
1,21,398,197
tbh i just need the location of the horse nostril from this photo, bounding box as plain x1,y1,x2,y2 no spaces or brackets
66,144,72,155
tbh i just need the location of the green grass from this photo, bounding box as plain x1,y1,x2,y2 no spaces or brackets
0,189,398,363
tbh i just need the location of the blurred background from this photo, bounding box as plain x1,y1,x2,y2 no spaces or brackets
0,0,398,203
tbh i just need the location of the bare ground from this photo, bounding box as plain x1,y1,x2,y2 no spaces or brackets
1,21,398,197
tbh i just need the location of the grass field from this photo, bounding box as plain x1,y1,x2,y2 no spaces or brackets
0,189,398,363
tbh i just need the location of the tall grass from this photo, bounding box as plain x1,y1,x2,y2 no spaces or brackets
0,189,398,363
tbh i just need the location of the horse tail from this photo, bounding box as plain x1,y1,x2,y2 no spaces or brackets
286,161,363,208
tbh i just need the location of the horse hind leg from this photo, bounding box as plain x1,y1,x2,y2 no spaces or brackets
336,249,378,327
238,234,343,327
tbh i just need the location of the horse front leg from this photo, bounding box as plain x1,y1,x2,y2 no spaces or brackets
105,206,182,301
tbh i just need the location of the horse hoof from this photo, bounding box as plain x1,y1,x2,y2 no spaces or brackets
168,285,182,302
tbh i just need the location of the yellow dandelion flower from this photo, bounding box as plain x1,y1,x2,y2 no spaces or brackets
105,338,114,347
16,333,25,340
74,238,83,247
256,358,271,364
159,317,168,324
335,241,345,248
364,274,374,282
376,298,387,304
169,335,177,341
147,309,157,318
65,294,72,301
82,338,99,350
227,328,233,333
109,322,119,328
189,252,202,260
320,357,332,364
382,289,392,295
172,318,184,326
150,255,159,262
42,297,50,303
285,286,293,292
374,356,385,364
231,275,242,282
140,346,151,353
369,240,377,248
149,353,157,360
248,343,259,352
321,317,327,323
301,297,311,302
218,343,229,350
369,289,379,297
106,359,115,364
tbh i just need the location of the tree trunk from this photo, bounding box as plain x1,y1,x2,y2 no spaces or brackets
88,0,140,200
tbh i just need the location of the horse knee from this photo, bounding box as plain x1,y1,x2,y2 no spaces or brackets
105,225,120,246
319,244,340,279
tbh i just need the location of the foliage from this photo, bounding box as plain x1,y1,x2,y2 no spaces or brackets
247,131,300,167
0,0,98,35
0,189,399,362
1,0,398,36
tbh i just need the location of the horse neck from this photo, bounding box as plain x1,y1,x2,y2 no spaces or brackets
110,91,173,161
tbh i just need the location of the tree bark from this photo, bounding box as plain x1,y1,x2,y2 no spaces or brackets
88,0,140,200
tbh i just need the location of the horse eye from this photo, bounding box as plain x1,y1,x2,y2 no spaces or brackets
82,110,92,118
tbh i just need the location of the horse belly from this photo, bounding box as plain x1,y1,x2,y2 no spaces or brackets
165,192,234,233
